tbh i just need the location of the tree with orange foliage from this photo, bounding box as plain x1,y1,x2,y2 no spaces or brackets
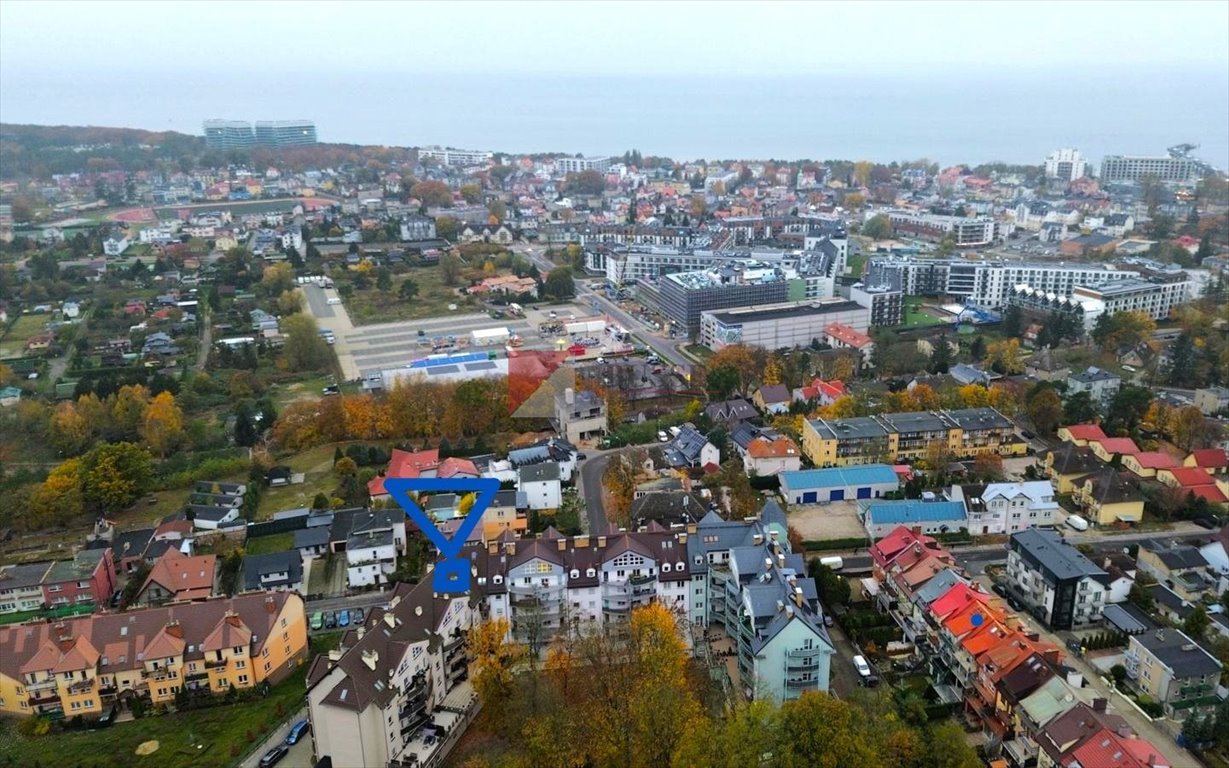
139,391,184,457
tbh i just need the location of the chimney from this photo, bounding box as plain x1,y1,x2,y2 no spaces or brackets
384,612,396,629
557,538,567,551
911,526,921,536
1092,698,1108,713
597,536,606,548
356,626,365,640
777,553,785,568
769,530,779,541
389,595,401,610
794,587,804,607
565,388,575,405
361,650,379,671
488,542,498,555
328,649,342,663
678,532,687,544
753,533,764,546
776,599,785,612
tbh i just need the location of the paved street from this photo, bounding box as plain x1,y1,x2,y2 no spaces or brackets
306,590,392,616
239,706,312,768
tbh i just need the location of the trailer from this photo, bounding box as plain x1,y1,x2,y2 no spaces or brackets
566,319,606,336
471,327,511,346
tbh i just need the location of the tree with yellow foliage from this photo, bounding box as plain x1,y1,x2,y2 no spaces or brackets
469,618,525,731
110,384,150,441
30,458,84,526
49,401,91,456
139,391,184,457
984,338,1026,375
762,357,783,386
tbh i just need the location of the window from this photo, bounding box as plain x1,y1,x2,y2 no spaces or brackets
264,662,272,673
238,674,249,685
236,660,246,669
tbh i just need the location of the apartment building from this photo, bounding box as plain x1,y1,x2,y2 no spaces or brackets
202,119,255,150
1005,529,1108,630
801,407,1025,467
949,481,1063,535
40,549,116,609
1124,628,1222,721
699,299,869,351
556,155,613,174
307,580,475,768
254,120,317,147
850,283,905,326
1100,155,1201,184
877,209,999,246
416,146,494,167
1044,148,1089,182
866,256,1139,309
1069,277,1190,322
641,261,790,335
0,592,307,719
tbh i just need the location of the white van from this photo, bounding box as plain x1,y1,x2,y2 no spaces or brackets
853,655,872,679
819,556,844,571
1065,514,1090,532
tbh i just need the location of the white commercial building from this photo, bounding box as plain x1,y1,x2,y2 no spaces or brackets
876,209,999,247
1100,154,1202,184
417,146,493,167
556,156,613,174
1044,148,1089,181
699,299,870,351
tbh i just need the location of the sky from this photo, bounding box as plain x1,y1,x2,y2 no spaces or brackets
1,1,1227,164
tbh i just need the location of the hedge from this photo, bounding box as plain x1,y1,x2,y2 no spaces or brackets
801,537,868,552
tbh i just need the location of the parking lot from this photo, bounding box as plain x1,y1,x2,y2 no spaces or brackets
301,283,617,382
786,500,869,542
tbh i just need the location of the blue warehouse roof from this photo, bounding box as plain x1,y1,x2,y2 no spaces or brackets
861,500,967,525
779,464,899,491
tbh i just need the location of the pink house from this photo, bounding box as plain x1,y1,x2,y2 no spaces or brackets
40,548,116,609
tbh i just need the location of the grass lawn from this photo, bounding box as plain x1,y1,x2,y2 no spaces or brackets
846,251,868,277
683,344,713,361
343,265,478,324
0,667,308,768
257,445,343,520
0,603,96,626
902,299,947,328
244,532,294,555
0,314,50,358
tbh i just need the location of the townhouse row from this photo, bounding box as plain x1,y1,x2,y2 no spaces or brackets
801,407,1027,468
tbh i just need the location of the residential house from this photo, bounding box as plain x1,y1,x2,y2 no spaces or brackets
0,562,53,615
1154,467,1229,508
630,490,707,528
518,463,562,510
753,384,792,415
1005,529,1108,630
778,464,900,505
1147,583,1196,624
1056,423,1107,447
1124,628,1222,721
949,481,1062,535
1121,451,1181,479
1066,367,1120,409
133,550,218,607
292,528,330,558
334,509,407,588
40,550,116,609
704,398,759,426
0,592,307,719
1070,470,1145,525
1136,539,1215,603
1186,448,1229,475
792,378,846,406
367,448,441,499
1194,386,1229,416
479,489,529,539
110,528,156,575
240,551,304,594
554,387,607,444
1025,348,1070,382
1041,444,1104,494
661,425,719,470
1035,701,1168,768
103,235,130,256
860,499,968,539
743,434,803,477
1087,436,1140,464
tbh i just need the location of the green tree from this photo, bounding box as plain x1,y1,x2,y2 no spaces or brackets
1186,604,1211,639
435,215,459,241
1063,390,1098,424
459,183,482,204
440,252,462,286
1128,581,1155,613
487,199,507,222
1105,385,1154,434
541,266,575,300
399,279,419,300
1026,387,1065,434
1167,333,1197,387
375,268,393,292
1001,305,1022,338
929,335,952,374
861,214,891,240
281,313,333,372
410,180,453,207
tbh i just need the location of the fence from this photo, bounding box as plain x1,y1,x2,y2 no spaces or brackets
247,516,309,539
231,705,304,768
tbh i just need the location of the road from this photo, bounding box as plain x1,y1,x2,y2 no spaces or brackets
301,283,359,380
509,244,689,368
239,706,312,768
193,306,212,373
306,590,393,616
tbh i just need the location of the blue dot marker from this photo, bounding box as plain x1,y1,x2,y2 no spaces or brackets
970,612,984,628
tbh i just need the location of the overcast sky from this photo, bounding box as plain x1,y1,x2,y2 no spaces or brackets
1,1,1226,164
2,0,1225,79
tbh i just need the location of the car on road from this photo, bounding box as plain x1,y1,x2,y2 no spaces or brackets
259,745,289,767
285,720,311,745
991,583,1008,598
338,609,350,627
310,612,324,631
326,297,341,305
852,655,872,678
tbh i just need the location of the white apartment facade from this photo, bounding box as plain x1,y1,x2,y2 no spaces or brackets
1044,148,1089,181
949,481,1063,535
556,156,613,174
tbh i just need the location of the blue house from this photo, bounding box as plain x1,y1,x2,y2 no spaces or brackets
859,499,967,539
778,465,900,505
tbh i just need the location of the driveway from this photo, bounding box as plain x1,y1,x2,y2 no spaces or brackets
239,707,312,768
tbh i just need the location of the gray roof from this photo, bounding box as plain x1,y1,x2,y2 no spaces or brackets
760,499,787,529
1069,366,1120,384
1134,628,1223,678
1146,583,1193,618
1141,539,1209,571
293,528,330,550
912,568,966,607
664,425,712,467
0,561,53,591
347,529,395,550
1102,603,1152,635
1010,528,1108,583
241,551,303,592
188,504,237,522
518,462,561,483
706,398,758,423
630,491,705,527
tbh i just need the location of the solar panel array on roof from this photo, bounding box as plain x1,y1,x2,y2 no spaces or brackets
467,361,497,371
409,352,490,369
428,365,461,375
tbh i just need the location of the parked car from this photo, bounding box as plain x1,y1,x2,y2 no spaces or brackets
991,583,1008,598
325,612,337,629
353,608,365,625
310,612,323,631
285,720,311,745
338,609,350,627
326,297,341,305
657,430,669,442
853,655,872,679
259,746,289,767
575,452,588,461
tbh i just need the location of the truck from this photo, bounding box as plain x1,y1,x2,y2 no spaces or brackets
1065,514,1090,532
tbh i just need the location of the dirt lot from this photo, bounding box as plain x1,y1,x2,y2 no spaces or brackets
786,500,868,541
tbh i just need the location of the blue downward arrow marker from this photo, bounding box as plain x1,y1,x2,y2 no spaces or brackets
384,477,501,594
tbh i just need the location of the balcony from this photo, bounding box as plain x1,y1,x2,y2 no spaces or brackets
602,602,630,614
785,678,817,690
204,657,228,669
185,671,209,683
28,689,60,705
67,678,97,695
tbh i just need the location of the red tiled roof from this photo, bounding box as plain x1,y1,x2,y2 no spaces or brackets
1189,485,1228,504
1063,424,1107,442
1190,449,1229,469
1132,451,1179,470
1164,467,1216,486
823,323,873,349
1094,437,1140,456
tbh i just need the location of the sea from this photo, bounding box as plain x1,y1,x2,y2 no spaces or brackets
3,69,1227,169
